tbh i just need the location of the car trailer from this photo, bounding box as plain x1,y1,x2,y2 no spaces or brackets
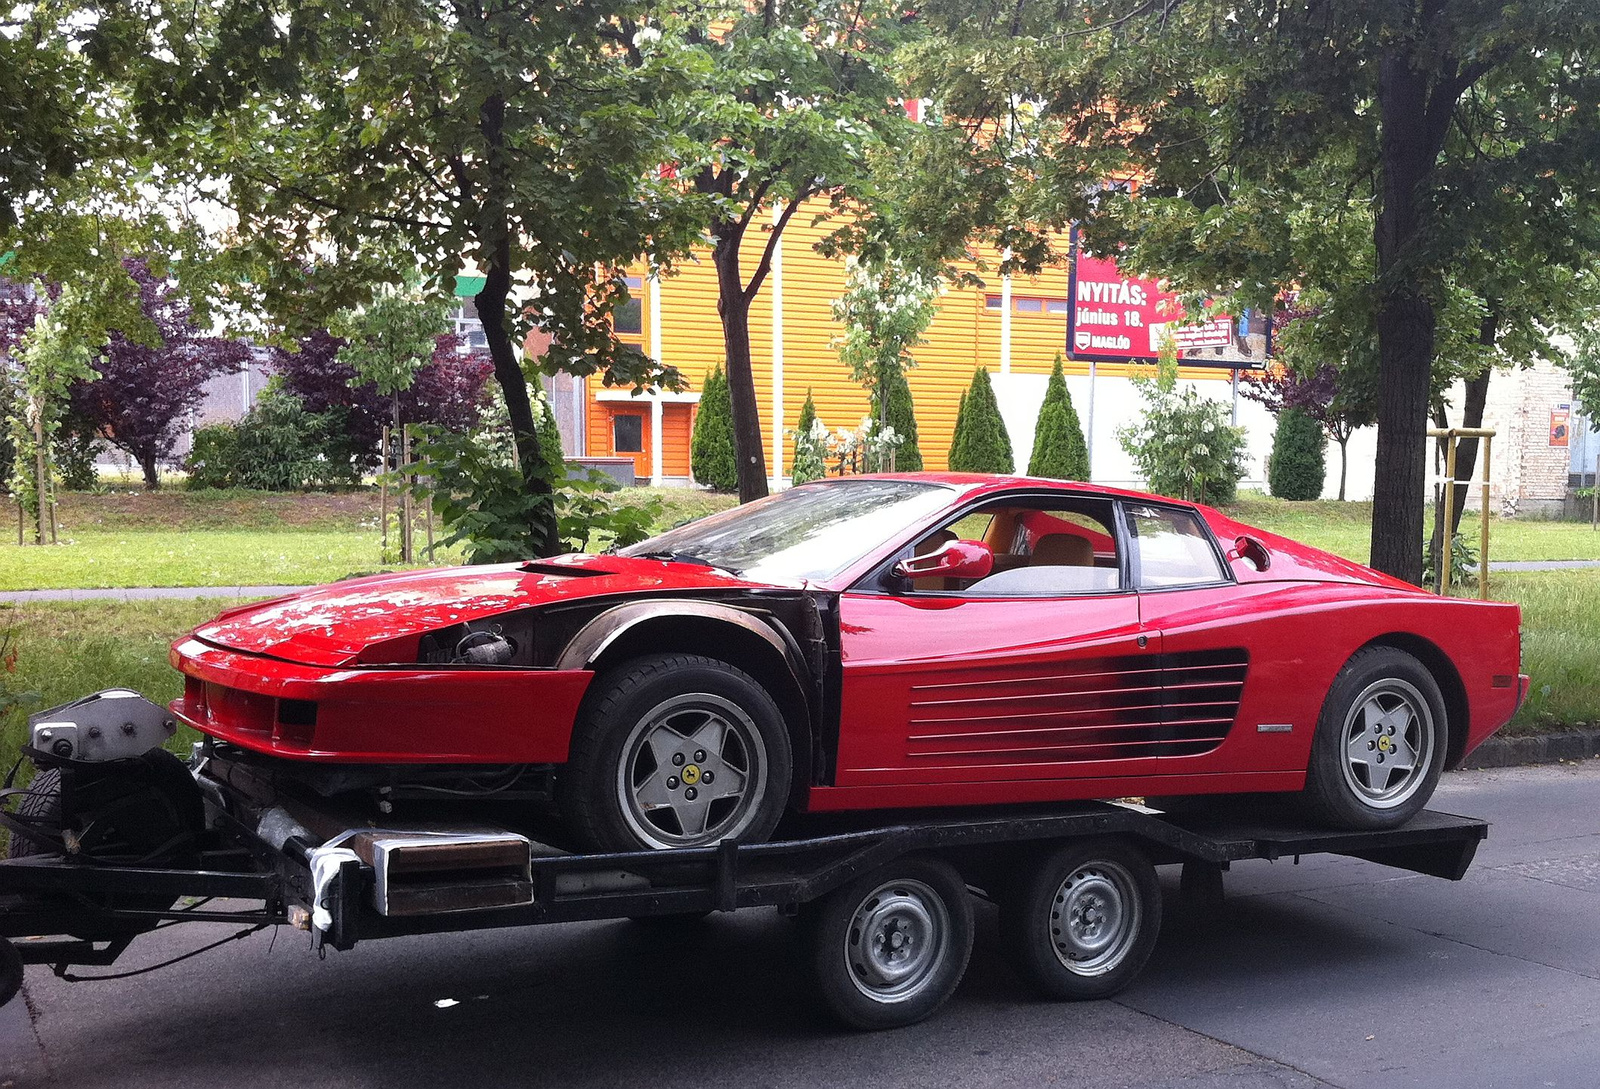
0,757,1488,1030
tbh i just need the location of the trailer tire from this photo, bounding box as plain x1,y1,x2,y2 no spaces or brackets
1302,646,1447,830
805,856,973,1030
561,654,792,853
1000,839,1161,1001
4,769,62,859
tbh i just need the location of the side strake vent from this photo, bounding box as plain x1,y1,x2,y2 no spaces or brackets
907,647,1249,764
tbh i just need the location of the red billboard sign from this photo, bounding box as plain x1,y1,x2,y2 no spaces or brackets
1066,231,1256,366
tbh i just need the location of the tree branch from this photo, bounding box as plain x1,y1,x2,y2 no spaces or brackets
742,182,812,305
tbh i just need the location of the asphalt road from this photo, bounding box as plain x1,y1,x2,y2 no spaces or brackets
5,762,1599,1089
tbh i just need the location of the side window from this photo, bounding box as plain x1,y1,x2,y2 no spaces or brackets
1127,504,1227,588
899,498,1123,595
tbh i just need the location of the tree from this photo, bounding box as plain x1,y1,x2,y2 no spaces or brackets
948,368,1013,474
1241,354,1374,502
879,368,923,473
914,0,1600,584
790,390,827,485
334,289,447,452
1268,409,1327,501
1028,356,1088,480
148,0,696,554
664,0,923,503
690,367,737,492
1117,350,1247,506
5,285,96,540
832,256,939,473
68,259,248,489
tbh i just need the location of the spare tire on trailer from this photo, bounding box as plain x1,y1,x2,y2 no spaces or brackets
3,750,206,938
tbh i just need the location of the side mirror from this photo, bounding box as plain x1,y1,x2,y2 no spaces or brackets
1229,534,1271,571
893,539,995,581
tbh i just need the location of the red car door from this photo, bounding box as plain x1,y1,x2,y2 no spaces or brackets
833,496,1161,788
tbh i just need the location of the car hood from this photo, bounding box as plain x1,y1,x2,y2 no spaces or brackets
188,554,792,667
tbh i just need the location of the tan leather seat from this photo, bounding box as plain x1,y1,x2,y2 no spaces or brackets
1031,532,1094,567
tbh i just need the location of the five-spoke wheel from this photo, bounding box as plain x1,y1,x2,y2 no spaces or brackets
560,654,792,853
1303,646,1448,829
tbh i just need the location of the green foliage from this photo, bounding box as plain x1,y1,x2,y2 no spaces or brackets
1028,356,1088,480
877,368,923,472
334,290,444,399
690,367,737,492
54,420,102,491
190,388,364,491
537,394,568,486
1117,350,1247,505
947,368,1013,474
5,286,97,528
790,390,827,485
185,423,239,490
1268,408,1327,501
409,427,659,565
1423,532,1480,593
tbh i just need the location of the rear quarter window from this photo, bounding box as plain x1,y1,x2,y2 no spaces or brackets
1128,504,1227,588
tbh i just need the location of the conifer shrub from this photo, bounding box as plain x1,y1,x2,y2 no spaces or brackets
1027,355,1089,479
947,368,1014,473
690,366,738,492
877,368,923,472
1268,406,1327,500
791,389,827,484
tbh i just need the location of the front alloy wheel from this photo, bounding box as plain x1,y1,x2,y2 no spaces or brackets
618,692,769,848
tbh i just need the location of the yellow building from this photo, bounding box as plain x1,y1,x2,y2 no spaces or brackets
561,199,1268,486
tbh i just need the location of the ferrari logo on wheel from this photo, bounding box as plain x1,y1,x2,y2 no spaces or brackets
682,764,702,786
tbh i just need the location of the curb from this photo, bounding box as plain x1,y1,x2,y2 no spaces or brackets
1462,728,1600,769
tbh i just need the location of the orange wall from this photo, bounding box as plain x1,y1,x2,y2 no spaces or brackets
596,199,1229,478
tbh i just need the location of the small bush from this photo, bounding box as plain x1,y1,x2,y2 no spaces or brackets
877,369,923,472
1028,356,1089,480
185,424,239,489
791,390,827,484
690,365,737,492
948,368,1013,473
1268,407,1326,500
1116,349,1247,505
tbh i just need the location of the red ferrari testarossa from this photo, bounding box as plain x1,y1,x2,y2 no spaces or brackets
170,474,1525,852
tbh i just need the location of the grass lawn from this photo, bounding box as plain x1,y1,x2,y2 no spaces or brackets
1,487,737,591
1224,493,1600,564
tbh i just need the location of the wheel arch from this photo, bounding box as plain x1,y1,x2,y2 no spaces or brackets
557,602,815,793
1356,632,1470,769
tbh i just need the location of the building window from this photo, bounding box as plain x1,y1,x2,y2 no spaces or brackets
613,413,644,453
984,294,1071,316
448,302,489,350
615,275,644,336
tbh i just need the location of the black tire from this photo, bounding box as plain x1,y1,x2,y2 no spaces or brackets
999,839,1161,1001
805,856,974,1031
1301,646,1448,830
560,654,793,853
0,938,20,1013
5,769,62,859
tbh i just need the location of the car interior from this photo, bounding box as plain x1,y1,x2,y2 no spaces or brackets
901,499,1123,595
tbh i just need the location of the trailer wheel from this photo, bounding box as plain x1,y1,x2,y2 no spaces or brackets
4,769,61,859
1000,839,1161,1001
805,856,973,1030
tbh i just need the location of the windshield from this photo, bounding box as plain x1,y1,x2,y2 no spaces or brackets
620,479,957,583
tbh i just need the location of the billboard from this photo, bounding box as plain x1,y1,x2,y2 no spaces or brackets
1065,229,1267,369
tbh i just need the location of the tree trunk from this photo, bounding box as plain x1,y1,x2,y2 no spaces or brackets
139,451,160,491
1336,434,1349,501
1445,318,1497,536
1368,53,1441,585
713,226,770,503
477,92,556,558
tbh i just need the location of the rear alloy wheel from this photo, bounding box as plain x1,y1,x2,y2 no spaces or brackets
806,857,974,1030
1000,839,1161,1001
1302,646,1447,830
561,654,792,853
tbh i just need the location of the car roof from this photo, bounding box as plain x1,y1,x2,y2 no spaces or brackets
801,472,1197,509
